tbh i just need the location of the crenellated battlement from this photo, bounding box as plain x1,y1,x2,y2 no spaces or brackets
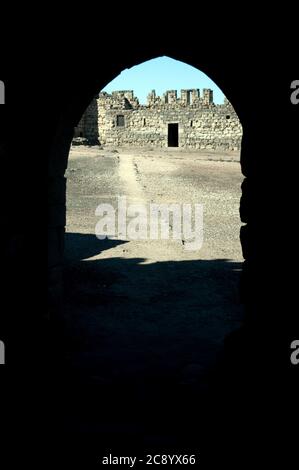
75,87,242,151
98,88,225,110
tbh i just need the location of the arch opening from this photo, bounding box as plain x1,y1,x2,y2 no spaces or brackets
51,55,245,385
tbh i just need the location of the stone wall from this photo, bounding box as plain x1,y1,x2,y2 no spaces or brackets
75,89,243,150
74,97,99,143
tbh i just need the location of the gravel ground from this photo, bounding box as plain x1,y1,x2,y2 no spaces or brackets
63,145,244,384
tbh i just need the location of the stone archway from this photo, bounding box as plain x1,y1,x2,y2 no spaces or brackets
4,30,296,469
48,52,250,318
50,51,252,388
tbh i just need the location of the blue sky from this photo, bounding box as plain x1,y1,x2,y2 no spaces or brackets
102,56,225,105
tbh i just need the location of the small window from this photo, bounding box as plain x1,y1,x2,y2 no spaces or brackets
143,118,146,126
190,120,193,127
226,115,230,119
116,115,125,127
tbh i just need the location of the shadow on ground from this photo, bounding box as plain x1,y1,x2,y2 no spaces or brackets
61,232,244,386
64,232,127,261
46,233,292,465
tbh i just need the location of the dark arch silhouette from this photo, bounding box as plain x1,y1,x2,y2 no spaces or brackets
46,49,280,375
3,34,297,467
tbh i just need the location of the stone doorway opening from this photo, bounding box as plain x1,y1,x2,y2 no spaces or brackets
168,123,179,147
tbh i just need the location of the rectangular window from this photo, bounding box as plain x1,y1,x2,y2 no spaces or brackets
116,115,125,127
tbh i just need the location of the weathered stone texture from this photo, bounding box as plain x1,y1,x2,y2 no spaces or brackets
74,97,99,143
75,88,242,150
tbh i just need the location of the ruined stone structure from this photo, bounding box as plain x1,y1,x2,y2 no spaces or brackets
74,88,242,150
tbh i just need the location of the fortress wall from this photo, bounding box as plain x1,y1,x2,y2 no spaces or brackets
76,90,242,150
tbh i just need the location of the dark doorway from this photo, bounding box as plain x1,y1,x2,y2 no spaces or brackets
168,123,179,147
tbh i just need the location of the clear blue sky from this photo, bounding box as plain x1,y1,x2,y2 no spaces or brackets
102,56,225,105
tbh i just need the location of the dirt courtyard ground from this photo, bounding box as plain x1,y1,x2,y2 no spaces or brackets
63,145,244,385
